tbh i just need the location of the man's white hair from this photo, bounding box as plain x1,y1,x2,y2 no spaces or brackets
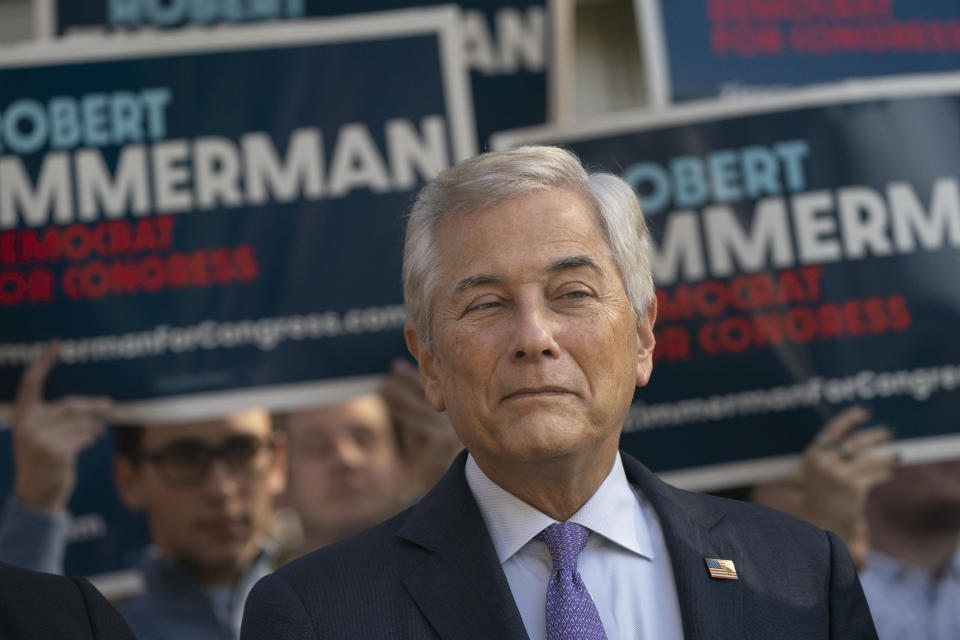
402,145,654,348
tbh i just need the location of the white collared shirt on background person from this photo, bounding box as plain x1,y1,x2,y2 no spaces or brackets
465,453,685,640
860,546,960,640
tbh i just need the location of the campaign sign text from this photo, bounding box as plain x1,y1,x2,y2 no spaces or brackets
495,79,960,478
0,11,475,420
645,0,960,101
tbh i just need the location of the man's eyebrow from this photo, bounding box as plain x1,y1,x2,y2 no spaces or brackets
454,273,503,293
453,257,601,292
547,255,602,274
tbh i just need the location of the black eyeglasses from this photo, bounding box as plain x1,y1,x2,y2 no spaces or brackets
134,435,274,487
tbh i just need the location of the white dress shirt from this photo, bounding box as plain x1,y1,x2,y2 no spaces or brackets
465,453,685,640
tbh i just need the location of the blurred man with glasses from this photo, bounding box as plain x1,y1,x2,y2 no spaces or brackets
0,344,286,640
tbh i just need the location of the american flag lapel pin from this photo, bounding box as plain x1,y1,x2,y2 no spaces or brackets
704,557,738,580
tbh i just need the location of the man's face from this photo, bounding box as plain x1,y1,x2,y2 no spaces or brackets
115,409,284,585
283,394,407,541
409,190,655,475
870,458,960,531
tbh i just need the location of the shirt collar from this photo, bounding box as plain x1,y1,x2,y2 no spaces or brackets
465,452,654,563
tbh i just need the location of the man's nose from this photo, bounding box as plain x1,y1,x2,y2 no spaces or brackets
510,303,560,360
332,438,365,469
201,458,240,495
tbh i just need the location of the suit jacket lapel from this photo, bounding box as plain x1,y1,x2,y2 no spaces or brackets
622,453,745,640
397,451,529,640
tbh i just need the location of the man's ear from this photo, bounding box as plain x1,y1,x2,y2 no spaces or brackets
113,456,147,512
636,297,657,388
404,321,445,412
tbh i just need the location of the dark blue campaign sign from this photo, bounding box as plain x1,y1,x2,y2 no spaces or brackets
637,0,960,102
36,0,549,147
494,76,960,485
0,10,475,422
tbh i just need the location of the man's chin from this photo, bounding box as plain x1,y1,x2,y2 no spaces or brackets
199,537,255,560
189,526,258,561
178,547,255,585
500,416,599,457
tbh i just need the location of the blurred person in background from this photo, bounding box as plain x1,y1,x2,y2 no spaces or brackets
859,457,960,640
381,359,465,500
279,359,462,560
749,405,898,569
741,405,960,638
0,344,287,640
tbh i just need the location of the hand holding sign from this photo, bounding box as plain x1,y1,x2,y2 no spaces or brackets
801,406,897,568
12,343,113,515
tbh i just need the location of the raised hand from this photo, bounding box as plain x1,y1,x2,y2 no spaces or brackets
12,343,113,514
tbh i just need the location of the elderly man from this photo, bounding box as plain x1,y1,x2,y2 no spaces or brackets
241,146,877,639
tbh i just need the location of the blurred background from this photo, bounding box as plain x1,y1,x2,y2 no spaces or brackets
1,2,958,638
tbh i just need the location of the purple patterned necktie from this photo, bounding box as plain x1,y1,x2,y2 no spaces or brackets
536,522,609,640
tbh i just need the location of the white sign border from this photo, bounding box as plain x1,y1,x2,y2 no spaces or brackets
492,70,960,150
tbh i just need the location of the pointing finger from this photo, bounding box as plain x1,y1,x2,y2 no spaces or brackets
14,342,61,412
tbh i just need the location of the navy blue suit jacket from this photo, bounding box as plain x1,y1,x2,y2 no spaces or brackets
242,451,877,639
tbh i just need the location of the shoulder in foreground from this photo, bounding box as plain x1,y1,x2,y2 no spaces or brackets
0,562,136,639
0,561,90,596
666,481,836,552
684,481,823,527
623,453,826,541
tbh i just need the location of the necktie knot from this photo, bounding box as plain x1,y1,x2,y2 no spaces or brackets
536,522,591,573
